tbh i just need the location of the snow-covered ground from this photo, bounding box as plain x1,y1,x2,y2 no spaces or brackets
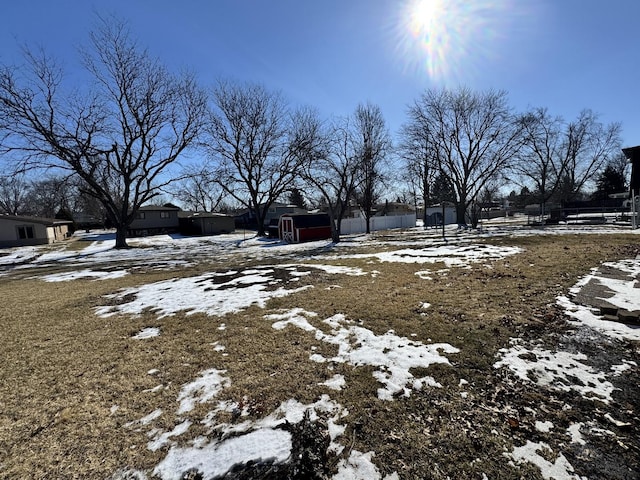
1,222,639,479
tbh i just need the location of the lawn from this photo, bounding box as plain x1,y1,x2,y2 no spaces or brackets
0,222,638,479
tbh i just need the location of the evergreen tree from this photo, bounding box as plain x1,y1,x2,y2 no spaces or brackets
593,164,627,200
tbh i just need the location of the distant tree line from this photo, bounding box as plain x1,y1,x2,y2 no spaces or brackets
0,16,626,247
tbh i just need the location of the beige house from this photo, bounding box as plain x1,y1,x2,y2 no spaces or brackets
0,215,73,248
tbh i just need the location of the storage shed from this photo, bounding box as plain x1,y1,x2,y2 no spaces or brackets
278,213,331,243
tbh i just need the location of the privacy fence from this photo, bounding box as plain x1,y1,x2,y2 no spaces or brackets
339,214,416,235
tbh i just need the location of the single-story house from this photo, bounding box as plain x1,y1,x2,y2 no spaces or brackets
0,214,73,248
128,205,180,237
278,213,332,243
376,201,416,216
178,211,235,236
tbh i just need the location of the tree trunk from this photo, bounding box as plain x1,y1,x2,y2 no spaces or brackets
455,202,467,226
329,212,341,243
115,225,129,249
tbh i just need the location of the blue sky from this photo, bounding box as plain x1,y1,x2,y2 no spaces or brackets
1,0,639,148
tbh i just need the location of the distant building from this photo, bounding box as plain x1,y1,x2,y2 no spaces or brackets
0,215,72,248
128,205,180,237
178,211,235,235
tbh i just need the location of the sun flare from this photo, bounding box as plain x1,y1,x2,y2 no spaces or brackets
396,0,527,83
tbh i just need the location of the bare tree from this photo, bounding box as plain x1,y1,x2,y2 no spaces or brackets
352,102,391,233
24,175,77,218
0,16,208,248
206,81,321,236
561,109,621,202
398,118,438,227
514,108,622,212
406,87,522,226
513,108,568,217
172,161,226,212
302,116,360,242
0,174,30,215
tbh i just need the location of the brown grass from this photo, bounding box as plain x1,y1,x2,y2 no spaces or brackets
0,231,638,479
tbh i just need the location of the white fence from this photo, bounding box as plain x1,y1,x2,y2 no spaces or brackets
339,214,416,235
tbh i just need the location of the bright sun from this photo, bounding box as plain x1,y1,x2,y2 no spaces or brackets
397,0,524,83
409,0,445,35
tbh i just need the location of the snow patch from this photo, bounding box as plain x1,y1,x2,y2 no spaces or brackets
337,244,522,268
177,369,230,414
153,428,292,479
507,441,580,480
132,327,160,339
319,374,346,391
95,268,312,318
268,309,459,400
333,450,399,480
40,269,128,282
494,341,616,403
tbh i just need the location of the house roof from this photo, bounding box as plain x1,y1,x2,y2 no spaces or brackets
138,205,181,211
622,145,640,191
622,145,640,162
177,211,232,219
0,214,73,226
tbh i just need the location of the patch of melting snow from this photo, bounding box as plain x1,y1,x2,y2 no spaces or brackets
301,264,368,276
558,257,640,342
177,369,230,415
125,409,163,429
611,360,636,375
266,309,460,400
319,374,346,391
494,340,616,403
132,327,160,339
415,269,433,280
507,441,581,480
94,263,370,320
558,294,640,342
39,268,129,282
148,420,192,452
335,244,522,268
535,420,554,433
95,267,313,318
567,423,586,445
153,428,292,479
150,388,360,479
333,450,399,480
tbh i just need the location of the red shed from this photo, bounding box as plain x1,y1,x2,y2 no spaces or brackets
278,213,332,243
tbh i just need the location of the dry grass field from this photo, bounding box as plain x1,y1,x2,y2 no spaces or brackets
0,225,638,479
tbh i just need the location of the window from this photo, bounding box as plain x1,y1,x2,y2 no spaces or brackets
136,212,146,220
17,225,34,239
160,211,171,219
